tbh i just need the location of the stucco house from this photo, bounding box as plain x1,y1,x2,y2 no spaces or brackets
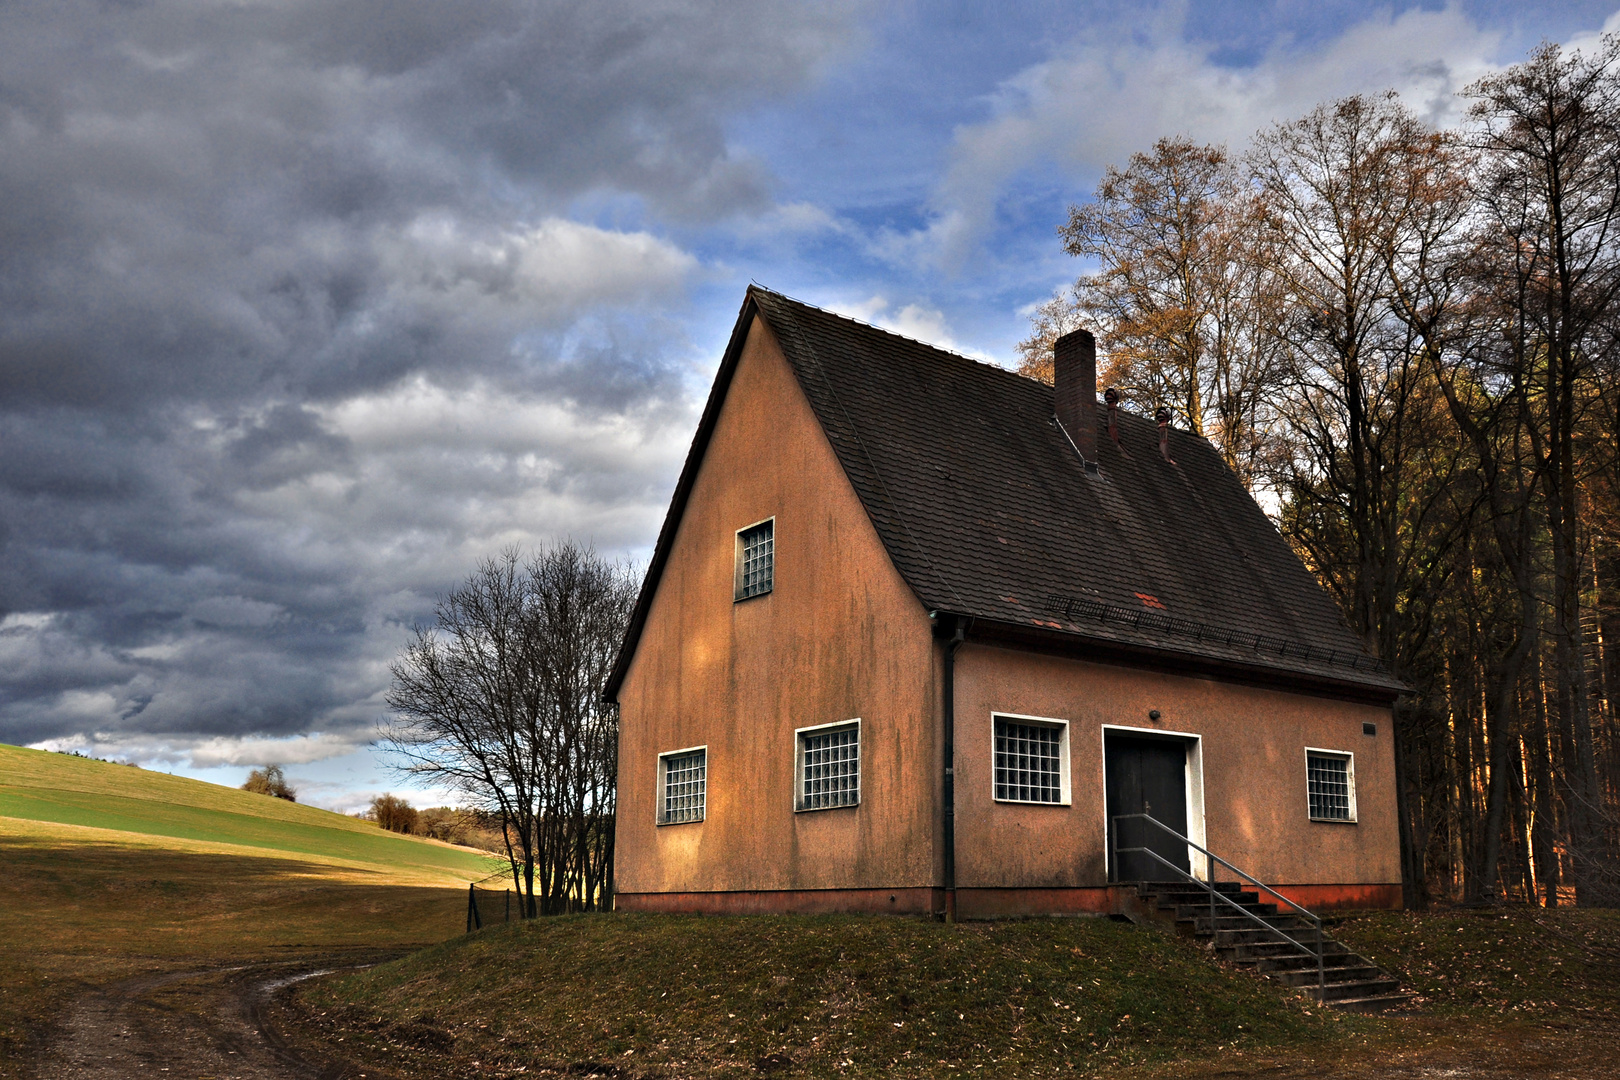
605,286,1405,920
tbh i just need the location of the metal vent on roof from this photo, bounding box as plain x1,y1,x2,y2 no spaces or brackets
1042,593,1389,674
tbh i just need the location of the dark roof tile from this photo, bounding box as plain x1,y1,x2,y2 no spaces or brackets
750,288,1399,693
605,287,1403,700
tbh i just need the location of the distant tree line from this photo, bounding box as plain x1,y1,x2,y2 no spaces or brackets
1026,40,1620,906
359,793,506,851
383,542,637,917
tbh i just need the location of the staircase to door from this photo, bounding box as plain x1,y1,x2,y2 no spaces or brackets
1113,813,1410,1013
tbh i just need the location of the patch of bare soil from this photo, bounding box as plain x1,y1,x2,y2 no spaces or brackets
35,955,401,1080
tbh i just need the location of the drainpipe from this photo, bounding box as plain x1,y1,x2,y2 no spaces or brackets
937,613,968,924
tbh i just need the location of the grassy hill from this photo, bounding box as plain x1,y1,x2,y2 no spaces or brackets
0,742,492,883
292,906,1620,1080
0,742,498,1077
297,912,1347,1078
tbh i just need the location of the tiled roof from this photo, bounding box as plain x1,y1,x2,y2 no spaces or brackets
606,287,1403,701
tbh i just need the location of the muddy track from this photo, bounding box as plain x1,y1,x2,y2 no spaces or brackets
35,955,398,1080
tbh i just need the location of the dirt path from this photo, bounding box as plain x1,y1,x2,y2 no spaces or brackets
35,957,389,1080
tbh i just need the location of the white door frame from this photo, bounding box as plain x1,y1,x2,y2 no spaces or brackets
1099,724,1207,881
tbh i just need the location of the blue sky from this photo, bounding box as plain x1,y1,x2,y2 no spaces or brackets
2,0,1614,810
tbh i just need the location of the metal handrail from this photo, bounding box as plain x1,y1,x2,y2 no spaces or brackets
1112,813,1325,993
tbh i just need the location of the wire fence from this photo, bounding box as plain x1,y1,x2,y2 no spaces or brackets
466,870,517,932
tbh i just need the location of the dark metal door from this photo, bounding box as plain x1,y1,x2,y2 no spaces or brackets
1105,734,1190,882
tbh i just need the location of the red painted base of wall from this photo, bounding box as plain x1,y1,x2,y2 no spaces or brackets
616,882,1404,917
1268,883,1402,911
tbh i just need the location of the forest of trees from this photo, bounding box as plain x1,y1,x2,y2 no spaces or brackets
1023,41,1620,907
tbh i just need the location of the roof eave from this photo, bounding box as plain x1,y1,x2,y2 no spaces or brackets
932,610,1407,707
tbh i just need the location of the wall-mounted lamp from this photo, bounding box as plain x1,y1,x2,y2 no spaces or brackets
1148,709,1161,721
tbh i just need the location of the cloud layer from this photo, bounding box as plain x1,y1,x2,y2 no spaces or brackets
4,0,1613,796
891,5,1511,270
0,0,859,769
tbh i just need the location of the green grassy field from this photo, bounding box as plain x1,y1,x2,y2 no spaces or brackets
0,743,493,881
0,743,499,1076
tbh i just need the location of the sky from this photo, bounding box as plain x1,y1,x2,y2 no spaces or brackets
2,0,1616,812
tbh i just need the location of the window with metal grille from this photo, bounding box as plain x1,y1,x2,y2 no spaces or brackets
1307,751,1355,821
736,519,773,600
993,716,1067,804
797,722,860,810
659,748,706,824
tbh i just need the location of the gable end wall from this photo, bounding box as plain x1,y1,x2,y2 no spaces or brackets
614,316,938,903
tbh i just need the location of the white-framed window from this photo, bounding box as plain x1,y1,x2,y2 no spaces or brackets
1305,748,1356,822
657,746,707,825
796,719,860,811
735,518,774,600
992,713,1071,805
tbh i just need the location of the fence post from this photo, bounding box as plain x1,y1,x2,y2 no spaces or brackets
506,888,511,923
467,883,482,933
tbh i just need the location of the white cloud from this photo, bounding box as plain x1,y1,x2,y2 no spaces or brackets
289,374,690,569
375,215,700,329
36,731,363,769
894,5,1511,269
826,294,984,358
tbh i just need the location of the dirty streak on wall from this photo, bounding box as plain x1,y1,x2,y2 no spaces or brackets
950,644,1400,892
614,316,937,896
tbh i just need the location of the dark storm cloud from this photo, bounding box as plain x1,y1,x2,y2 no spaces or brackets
0,0,860,761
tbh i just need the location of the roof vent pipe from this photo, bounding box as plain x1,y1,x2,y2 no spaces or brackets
1155,406,1176,463
1054,329,1098,462
1104,387,1121,446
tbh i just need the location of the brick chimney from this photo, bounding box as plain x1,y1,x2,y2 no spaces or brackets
1054,329,1098,462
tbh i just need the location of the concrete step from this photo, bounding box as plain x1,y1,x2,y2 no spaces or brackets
1138,880,1247,894
1140,886,1253,905
1301,977,1402,1003
1165,900,1276,919
1122,878,1408,1014
1324,992,1416,1014
1268,964,1383,987
1225,939,1352,960
1241,951,1368,973
1208,926,1329,947
1188,914,1316,932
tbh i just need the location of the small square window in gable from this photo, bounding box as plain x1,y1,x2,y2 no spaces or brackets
735,519,774,600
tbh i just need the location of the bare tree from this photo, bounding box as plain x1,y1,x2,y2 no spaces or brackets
1249,94,1477,906
1028,137,1283,489
383,542,636,916
1466,38,1620,905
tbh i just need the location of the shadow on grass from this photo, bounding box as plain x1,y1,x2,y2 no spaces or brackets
0,832,475,1079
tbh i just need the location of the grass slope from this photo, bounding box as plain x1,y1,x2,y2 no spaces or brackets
295,909,1620,1079
1334,907,1620,1018
299,913,1350,1078
0,742,492,881
0,743,498,1077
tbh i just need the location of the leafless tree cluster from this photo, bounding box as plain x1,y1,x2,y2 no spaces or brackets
383,541,637,916
1028,39,1620,907
370,793,420,834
